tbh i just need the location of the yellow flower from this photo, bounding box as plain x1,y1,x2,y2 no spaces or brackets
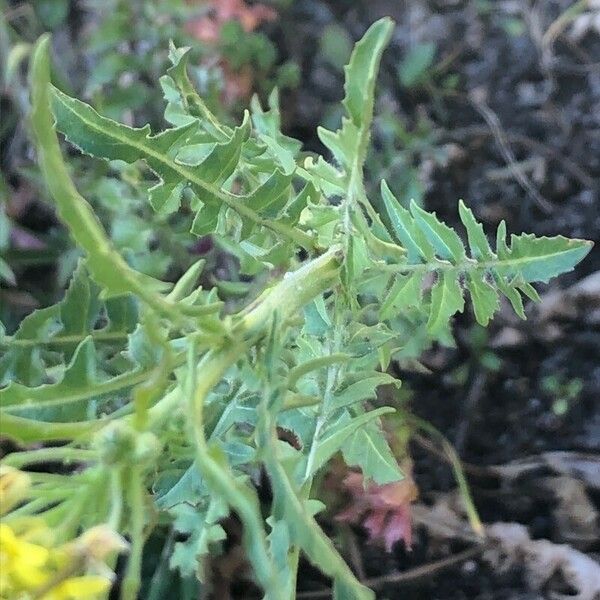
0,522,116,600
41,575,111,600
0,522,49,590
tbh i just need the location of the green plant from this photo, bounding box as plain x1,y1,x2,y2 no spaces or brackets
1,0,300,335
0,18,592,599
542,374,583,417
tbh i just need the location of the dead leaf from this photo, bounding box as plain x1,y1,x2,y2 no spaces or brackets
486,522,600,600
487,452,600,491
543,476,599,549
336,465,418,552
536,271,600,325
490,326,526,348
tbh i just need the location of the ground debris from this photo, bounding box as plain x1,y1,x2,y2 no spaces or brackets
486,522,600,600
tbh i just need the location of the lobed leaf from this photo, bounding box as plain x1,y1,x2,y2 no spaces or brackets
427,271,465,336
50,80,314,251
341,422,403,484
378,183,592,331
313,18,394,184
308,407,395,476
29,37,198,319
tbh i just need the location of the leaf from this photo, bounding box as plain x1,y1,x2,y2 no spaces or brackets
343,19,394,132
163,43,228,136
308,407,395,476
427,271,465,337
251,89,302,168
1,337,91,407
188,429,281,596
467,272,499,326
410,200,465,263
0,263,126,386
0,306,59,387
331,373,399,411
0,339,156,415
155,464,206,509
341,423,403,484
303,296,332,336
52,85,248,214
378,186,592,328
245,170,293,216
313,18,394,181
287,353,350,389
458,200,494,260
50,82,313,250
380,181,433,262
499,234,593,283
495,275,526,319
380,273,422,320
169,499,228,580
264,444,375,600
267,520,293,599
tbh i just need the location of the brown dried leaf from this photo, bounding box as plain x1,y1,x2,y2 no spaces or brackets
336,464,418,552
486,522,600,600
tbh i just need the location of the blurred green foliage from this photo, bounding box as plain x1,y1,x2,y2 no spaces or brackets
1,0,300,331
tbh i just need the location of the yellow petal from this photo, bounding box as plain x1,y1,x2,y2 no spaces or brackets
17,540,50,567
43,576,111,599
0,523,19,552
12,560,49,589
0,523,49,566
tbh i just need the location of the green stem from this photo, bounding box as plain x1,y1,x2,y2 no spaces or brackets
287,353,350,389
189,344,280,593
1,330,130,348
0,412,104,444
146,530,175,600
108,467,124,530
121,466,145,600
407,414,483,536
235,245,342,336
2,366,164,411
29,35,198,323
2,497,56,519
1,446,97,467
282,392,320,410
54,490,89,541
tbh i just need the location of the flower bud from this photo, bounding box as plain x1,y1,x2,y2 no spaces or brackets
0,466,31,515
75,525,129,561
133,431,161,465
94,422,135,466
